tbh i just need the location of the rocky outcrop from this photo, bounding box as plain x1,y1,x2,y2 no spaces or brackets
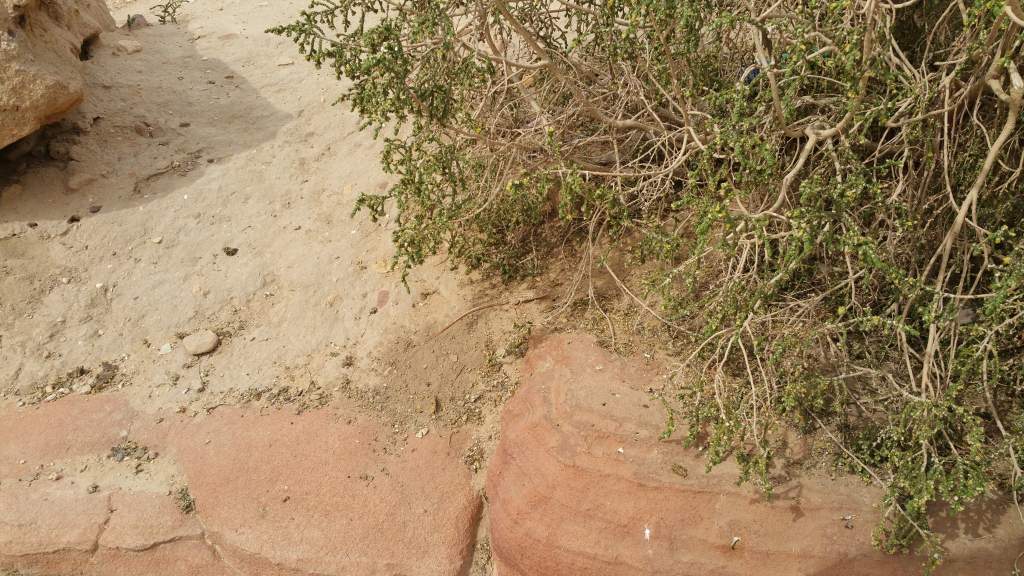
486,333,1022,576
0,0,115,149
0,396,481,576
3,339,1018,576
171,407,482,576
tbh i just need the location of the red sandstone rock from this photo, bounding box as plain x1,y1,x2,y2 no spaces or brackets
4,335,1015,576
0,483,109,558
487,333,1022,576
0,394,133,478
101,491,204,551
170,408,481,576
90,541,229,576
0,397,480,576
0,485,225,576
0,396,121,573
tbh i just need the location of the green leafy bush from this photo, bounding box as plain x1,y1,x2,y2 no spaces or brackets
272,0,1024,569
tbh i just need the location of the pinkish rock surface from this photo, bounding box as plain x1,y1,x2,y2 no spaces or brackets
486,333,1022,576
0,484,224,576
101,491,204,551
3,336,1017,576
170,407,481,576
0,397,480,576
0,482,109,558
0,394,133,478
90,540,229,576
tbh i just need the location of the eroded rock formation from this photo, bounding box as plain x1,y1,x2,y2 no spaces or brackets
1,0,114,149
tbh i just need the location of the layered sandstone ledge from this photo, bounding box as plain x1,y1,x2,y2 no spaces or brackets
0,397,480,576
486,334,1021,576
2,335,1020,575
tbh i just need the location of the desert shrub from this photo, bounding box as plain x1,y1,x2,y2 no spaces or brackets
272,0,1024,569
151,0,187,24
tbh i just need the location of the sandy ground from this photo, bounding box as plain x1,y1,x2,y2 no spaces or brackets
0,0,550,429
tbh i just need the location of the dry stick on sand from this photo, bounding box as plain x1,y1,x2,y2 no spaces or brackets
428,292,551,341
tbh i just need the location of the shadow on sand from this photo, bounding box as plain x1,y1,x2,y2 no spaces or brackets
0,21,290,223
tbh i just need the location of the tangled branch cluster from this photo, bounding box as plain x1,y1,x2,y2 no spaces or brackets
272,0,1024,568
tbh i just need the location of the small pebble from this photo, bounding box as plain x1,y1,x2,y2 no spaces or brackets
182,330,220,356
88,205,102,214
415,427,429,439
222,246,239,256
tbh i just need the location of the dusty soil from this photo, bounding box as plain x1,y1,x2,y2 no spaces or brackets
0,0,552,436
